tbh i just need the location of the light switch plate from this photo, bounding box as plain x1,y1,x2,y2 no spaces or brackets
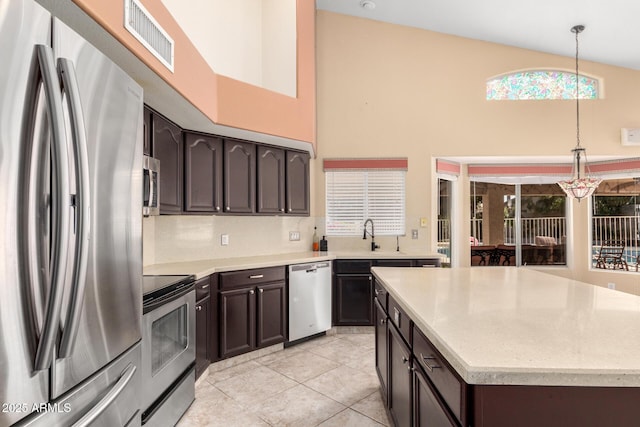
412,229,418,239
221,234,229,246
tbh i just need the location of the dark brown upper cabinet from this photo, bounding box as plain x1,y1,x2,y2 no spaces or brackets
143,106,152,156
223,140,256,213
153,114,183,214
256,146,285,214
184,133,223,213
286,151,310,215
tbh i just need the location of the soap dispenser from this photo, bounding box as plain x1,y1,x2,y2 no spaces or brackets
320,235,328,252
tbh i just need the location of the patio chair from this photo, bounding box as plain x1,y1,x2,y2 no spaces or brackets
594,241,628,271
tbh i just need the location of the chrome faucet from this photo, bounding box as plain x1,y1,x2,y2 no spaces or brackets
363,218,380,251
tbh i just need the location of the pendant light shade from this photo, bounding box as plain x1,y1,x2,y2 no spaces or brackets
557,25,601,201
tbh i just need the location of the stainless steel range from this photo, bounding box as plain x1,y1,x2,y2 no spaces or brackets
141,275,196,426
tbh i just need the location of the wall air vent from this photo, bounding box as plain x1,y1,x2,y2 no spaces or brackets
124,0,174,72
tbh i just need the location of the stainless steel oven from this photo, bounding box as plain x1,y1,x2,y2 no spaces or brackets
141,275,196,425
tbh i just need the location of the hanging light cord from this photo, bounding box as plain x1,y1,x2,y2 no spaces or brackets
574,26,581,149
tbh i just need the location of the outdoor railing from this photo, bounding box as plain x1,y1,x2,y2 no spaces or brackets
592,216,639,268
437,215,639,270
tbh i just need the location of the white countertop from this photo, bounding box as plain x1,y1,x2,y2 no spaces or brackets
371,266,640,387
144,251,443,279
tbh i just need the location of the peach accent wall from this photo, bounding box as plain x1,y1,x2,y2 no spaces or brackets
72,0,315,146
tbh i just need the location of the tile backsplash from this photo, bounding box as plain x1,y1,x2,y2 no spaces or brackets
143,215,432,266
143,215,316,265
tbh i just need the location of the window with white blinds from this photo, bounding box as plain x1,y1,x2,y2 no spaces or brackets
325,170,406,236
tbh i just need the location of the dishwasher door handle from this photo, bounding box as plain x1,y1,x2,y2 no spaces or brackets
305,268,317,273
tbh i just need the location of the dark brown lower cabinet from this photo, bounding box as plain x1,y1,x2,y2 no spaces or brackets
218,267,286,359
334,274,373,325
195,295,210,379
374,299,388,404
388,324,412,427
219,287,256,358
413,363,457,427
256,282,286,347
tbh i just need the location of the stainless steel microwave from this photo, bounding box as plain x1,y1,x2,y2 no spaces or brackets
143,156,160,216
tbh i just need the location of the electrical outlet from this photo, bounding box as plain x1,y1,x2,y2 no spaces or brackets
289,231,300,241
420,217,428,227
608,282,616,290
221,234,229,246
411,229,418,239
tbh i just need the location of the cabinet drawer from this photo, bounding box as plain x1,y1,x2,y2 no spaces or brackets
334,260,372,274
413,326,466,425
195,276,211,301
388,294,411,344
374,279,387,312
375,259,413,267
220,266,285,289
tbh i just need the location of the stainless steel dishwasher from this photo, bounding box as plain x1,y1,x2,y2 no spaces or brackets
288,262,332,342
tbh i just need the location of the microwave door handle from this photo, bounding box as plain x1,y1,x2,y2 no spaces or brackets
148,170,155,211
57,58,91,359
33,45,71,371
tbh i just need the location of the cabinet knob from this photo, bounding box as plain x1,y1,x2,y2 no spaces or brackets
380,318,386,325
226,206,230,210
401,356,409,364
216,206,220,211
369,276,372,282
259,288,264,293
408,366,413,372
249,290,255,295
374,289,380,295
288,208,292,212
280,208,284,212
196,306,202,311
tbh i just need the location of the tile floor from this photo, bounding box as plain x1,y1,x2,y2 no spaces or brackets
178,332,390,426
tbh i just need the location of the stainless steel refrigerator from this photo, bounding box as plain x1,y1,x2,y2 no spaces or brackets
0,0,143,425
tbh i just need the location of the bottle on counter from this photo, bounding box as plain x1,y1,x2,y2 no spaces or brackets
312,227,319,251
320,235,328,252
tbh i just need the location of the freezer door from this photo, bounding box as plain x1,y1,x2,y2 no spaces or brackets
51,18,143,398
0,1,53,426
16,342,142,427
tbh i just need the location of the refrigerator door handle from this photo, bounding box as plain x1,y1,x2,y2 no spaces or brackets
57,57,91,359
33,44,71,371
71,364,137,427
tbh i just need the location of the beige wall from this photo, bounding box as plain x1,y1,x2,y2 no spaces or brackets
315,11,640,292
161,0,297,97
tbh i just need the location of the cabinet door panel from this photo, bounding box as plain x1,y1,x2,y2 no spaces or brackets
334,274,374,325
195,296,210,379
286,151,310,215
224,140,255,213
256,282,286,347
152,114,183,214
414,364,457,427
389,324,412,427
185,133,223,212
375,299,388,404
220,288,255,358
257,146,285,214
209,289,219,363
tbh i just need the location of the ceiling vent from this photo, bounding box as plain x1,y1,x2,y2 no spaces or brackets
124,0,174,72
621,128,640,146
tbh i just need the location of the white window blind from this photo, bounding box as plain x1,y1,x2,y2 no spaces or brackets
326,170,406,236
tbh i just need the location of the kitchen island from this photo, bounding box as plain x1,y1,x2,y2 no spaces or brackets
372,267,640,427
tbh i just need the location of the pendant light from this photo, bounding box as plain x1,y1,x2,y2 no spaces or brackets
557,25,601,201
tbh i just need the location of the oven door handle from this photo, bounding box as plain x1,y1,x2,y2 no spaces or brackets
71,364,137,427
143,283,195,314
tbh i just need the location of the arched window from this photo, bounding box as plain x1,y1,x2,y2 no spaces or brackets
486,70,599,100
